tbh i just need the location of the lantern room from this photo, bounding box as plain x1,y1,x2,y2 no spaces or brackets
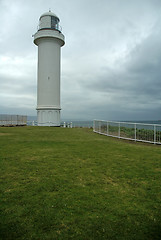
38,11,62,32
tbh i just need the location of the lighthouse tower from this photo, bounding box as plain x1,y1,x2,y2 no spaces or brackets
33,11,65,126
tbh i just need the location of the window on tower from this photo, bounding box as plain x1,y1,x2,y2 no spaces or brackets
51,16,59,30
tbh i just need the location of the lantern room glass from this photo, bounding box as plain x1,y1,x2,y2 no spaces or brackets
51,16,59,30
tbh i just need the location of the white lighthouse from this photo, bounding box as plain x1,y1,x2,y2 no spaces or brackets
33,11,65,126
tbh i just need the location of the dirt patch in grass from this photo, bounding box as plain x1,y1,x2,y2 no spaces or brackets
0,133,12,136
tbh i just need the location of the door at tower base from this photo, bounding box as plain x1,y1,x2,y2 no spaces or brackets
37,109,60,126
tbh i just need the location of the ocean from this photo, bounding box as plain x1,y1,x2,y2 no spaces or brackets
27,116,161,127
27,116,93,127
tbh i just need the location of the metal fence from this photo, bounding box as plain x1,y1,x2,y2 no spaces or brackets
93,120,161,145
28,120,93,128
0,114,27,126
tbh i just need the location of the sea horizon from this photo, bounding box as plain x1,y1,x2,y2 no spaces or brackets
26,116,161,127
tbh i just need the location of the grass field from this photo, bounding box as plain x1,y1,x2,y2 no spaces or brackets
0,126,161,240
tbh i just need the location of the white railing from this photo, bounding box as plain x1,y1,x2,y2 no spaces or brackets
93,120,161,145
0,114,27,126
29,120,93,128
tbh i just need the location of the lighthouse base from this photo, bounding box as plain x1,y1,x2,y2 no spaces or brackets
37,109,60,126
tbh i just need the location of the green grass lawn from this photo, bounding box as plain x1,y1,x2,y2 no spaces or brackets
0,126,161,240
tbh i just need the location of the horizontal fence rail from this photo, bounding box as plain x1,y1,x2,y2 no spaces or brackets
27,120,93,128
93,120,161,145
0,115,27,126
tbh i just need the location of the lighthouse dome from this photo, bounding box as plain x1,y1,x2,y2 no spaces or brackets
40,11,60,21
38,11,61,32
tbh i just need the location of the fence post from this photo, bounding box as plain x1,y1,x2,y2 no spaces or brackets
118,122,120,138
99,121,101,133
135,123,136,141
107,121,108,135
93,120,95,131
154,125,156,144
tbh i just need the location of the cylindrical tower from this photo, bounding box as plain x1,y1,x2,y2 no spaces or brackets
33,11,65,126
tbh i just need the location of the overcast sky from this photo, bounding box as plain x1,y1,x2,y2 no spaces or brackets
0,0,161,121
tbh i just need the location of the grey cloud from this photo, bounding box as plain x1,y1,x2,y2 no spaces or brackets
82,25,161,106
